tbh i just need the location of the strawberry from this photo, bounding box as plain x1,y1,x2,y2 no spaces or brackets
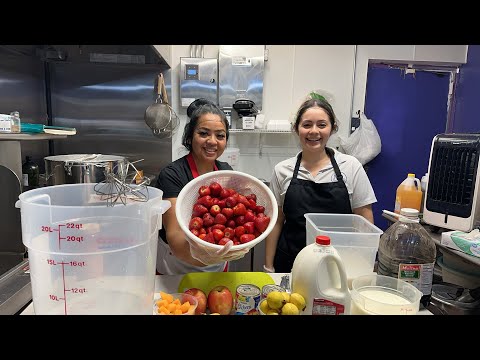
244,221,255,234
246,193,257,202
214,213,227,225
192,204,208,217
212,229,224,242
209,182,223,197
202,213,215,227
210,204,221,216
225,196,237,208
198,185,211,196
221,207,234,219
234,226,246,238
217,237,231,246
189,217,203,230
223,227,235,239
226,219,236,228
244,210,255,222
197,195,213,209
219,188,230,199
233,203,247,216
254,215,270,233
235,215,246,226
255,205,265,214
239,234,255,244
212,224,226,231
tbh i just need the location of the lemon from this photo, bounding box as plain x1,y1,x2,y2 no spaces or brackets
281,303,299,315
259,299,271,315
266,291,285,310
289,293,306,312
281,292,290,303
267,310,280,315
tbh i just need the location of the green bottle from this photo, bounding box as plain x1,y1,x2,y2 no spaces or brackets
22,156,39,191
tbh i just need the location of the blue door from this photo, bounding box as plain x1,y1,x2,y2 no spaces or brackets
364,65,450,230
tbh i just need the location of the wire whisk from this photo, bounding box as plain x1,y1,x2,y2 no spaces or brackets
94,159,151,206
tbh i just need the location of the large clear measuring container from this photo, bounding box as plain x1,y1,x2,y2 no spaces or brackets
16,183,170,315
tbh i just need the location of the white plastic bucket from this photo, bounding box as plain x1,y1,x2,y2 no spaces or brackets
16,184,170,315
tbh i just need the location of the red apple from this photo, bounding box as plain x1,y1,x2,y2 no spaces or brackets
207,286,233,315
184,288,207,315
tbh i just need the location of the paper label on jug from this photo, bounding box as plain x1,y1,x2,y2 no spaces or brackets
398,262,434,295
312,298,345,315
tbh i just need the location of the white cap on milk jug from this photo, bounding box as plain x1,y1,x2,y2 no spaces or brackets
400,208,420,222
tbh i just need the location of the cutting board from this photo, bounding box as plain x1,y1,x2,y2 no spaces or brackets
177,272,275,295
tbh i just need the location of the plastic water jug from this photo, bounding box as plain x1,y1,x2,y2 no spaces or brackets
394,173,422,213
16,183,170,315
291,235,350,315
377,208,436,307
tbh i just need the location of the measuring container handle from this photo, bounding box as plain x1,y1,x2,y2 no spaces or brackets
15,193,51,209
150,199,171,232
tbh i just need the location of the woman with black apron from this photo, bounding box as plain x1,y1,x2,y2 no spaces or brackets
265,95,377,273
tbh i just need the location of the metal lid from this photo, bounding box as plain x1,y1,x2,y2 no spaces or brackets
44,154,126,164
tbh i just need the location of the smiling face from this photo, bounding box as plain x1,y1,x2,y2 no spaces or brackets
191,113,227,163
297,106,333,153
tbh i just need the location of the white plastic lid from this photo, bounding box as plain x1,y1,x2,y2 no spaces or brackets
400,208,419,217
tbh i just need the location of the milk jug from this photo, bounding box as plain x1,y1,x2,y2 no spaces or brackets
291,235,350,315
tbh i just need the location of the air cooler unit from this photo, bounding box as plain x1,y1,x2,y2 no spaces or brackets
423,133,480,232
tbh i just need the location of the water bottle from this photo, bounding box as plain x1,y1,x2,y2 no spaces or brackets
291,235,350,315
377,208,437,307
394,173,422,213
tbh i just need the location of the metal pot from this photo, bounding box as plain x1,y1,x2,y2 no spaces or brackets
44,154,127,185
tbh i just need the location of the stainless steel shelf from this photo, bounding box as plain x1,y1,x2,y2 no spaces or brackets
0,133,68,140
229,129,292,134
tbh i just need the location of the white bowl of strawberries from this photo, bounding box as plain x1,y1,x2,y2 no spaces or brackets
176,170,278,252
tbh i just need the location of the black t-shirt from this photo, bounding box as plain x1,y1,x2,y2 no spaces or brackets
155,154,233,242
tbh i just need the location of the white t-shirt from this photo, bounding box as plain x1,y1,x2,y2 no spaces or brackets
269,149,377,210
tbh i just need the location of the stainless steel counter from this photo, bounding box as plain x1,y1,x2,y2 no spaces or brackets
0,259,31,315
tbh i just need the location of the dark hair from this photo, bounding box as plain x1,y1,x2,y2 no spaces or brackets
293,98,338,134
182,99,230,151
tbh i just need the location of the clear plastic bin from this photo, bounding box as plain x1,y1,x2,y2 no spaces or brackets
304,213,383,286
16,183,170,315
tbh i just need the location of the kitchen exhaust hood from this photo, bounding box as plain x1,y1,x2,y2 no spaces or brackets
0,45,170,68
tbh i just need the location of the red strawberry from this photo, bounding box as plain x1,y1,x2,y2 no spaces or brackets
214,213,227,225
217,237,231,246
254,215,270,233
220,188,230,199
239,234,255,244
197,195,213,209
223,227,235,239
209,182,223,197
192,204,208,217
234,226,246,238
246,193,257,202
210,204,221,216
244,210,255,222
255,205,265,214
212,229,224,242
244,221,255,234
225,196,237,208
221,207,234,219
198,185,211,196
212,224,226,231
189,217,203,230
233,203,247,216
202,213,215,227
235,215,246,226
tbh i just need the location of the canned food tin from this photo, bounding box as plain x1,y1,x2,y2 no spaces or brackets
235,284,261,315
261,284,285,299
